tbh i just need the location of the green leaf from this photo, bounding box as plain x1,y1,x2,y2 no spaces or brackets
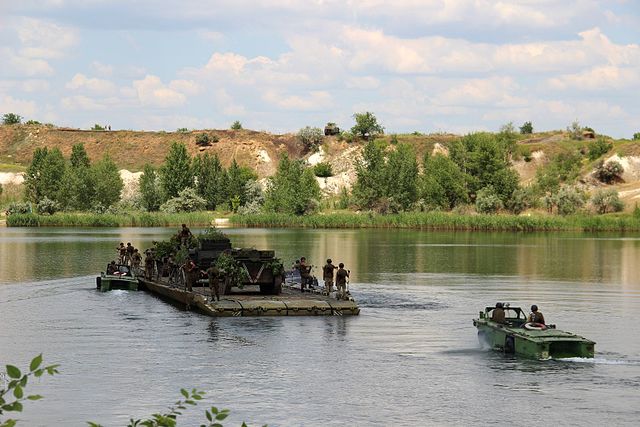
215,412,229,421
19,376,27,387
211,406,218,415
5,366,21,379
205,410,212,421
212,424,223,427
34,369,43,378
180,388,189,398
30,354,43,372
27,395,43,401
13,386,23,399
5,419,17,427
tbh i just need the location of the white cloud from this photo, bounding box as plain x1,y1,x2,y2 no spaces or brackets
132,75,191,108
22,79,50,92
60,95,107,110
548,65,640,90
0,95,38,116
66,73,117,95
90,61,114,77
262,90,332,110
14,17,78,59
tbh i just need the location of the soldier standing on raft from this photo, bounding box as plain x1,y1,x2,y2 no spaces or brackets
125,242,134,266
179,224,193,247
299,257,311,291
131,249,142,274
322,259,337,294
206,262,222,302
117,242,126,264
185,258,198,292
144,250,154,280
336,263,350,300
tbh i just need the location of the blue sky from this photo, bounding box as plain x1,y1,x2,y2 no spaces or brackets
1,0,639,137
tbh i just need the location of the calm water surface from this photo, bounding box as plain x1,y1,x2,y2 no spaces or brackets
1,227,640,426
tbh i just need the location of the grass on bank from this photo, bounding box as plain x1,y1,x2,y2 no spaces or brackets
6,211,217,227
229,211,640,232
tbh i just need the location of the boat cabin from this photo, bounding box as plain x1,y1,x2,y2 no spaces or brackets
106,264,133,277
481,305,527,327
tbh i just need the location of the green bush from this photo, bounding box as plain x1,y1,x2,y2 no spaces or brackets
6,201,32,215
297,126,324,151
25,119,41,125
633,132,640,140
520,121,533,134
567,120,583,140
195,133,210,146
390,134,399,145
2,113,22,125
313,162,334,177
36,197,60,215
588,137,612,160
475,186,503,214
505,187,533,214
591,189,624,214
594,160,623,184
556,186,587,216
91,124,105,131
231,120,243,130
160,187,206,213
176,127,189,133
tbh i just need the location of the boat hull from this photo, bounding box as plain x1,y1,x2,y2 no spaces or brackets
474,320,595,359
97,275,139,292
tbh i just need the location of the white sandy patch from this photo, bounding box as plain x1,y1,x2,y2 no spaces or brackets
307,149,325,166
432,143,448,156
0,172,24,185
605,155,640,182
257,149,271,163
119,169,143,200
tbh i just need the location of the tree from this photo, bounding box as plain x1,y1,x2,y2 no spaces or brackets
161,142,193,199
194,153,226,210
352,139,386,208
24,148,66,203
61,143,94,210
535,152,582,193
297,126,324,151
351,112,384,139
91,124,105,131
633,132,640,140
520,121,533,134
420,153,468,210
567,120,583,140
591,189,624,214
384,143,418,211
92,155,123,208
160,187,206,213
231,120,243,130
264,154,320,215
475,185,503,214
139,164,163,211
496,122,517,159
587,137,612,160
224,159,256,208
2,113,22,125
70,143,90,168
594,160,623,184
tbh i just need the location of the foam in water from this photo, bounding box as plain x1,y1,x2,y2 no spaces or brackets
555,357,637,365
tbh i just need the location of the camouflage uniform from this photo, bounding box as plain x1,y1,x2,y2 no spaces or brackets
206,265,222,301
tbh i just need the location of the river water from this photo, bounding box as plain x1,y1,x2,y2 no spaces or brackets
1,227,640,426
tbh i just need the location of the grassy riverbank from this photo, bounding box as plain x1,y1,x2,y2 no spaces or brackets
5,212,217,227
229,212,640,232
6,210,640,231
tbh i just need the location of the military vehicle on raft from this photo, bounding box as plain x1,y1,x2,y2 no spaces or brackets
324,122,340,136
473,304,595,359
96,263,138,292
193,235,284,295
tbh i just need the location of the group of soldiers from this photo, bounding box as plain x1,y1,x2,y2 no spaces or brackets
294,257,351,300
115,242,143,273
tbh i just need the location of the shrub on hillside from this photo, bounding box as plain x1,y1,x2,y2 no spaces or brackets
195,133,210,146
297,126,324,151
231,120,243,130
475,186,503,214
520,121,533,134
2,113,22,125
6,201,32,215
567,120,583,140
160,187,206,213
25,119,41,125
633,132,640,140
556,186,587,216
36,197,60,215
594,160,623,184
91,124,105,131
587,137,612,160
313,162,333,178
176,127,189,133
505,187,535,214
351,112,384,140
591,189,624,214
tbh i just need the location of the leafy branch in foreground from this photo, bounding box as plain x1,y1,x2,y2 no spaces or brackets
0,354,60,427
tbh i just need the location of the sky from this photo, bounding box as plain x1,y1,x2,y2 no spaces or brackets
0,0,639,137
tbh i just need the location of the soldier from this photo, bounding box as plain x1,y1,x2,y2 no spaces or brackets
335,263,350,300
184,258,198,292
117,242,126,264
322,258,337,294
491,302,506,324
179,224,193,247
299,257,311,292
107,260,117,275
125,242,134,266
206,262,221,302
144,250,155,280
131,249,142,274
527,305,546,326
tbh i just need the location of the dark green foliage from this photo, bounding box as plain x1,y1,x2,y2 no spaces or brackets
92,155,124,208
535,152,582,193
352,139,386,208
420,153,468,210
176,127,189,133
161,142,193,198
60,144,95,210
520,121,533,134
475,186,503,214
24,147,66,203
70,144,90,168
24,120,41,125
496,122,517,158
505,187,535,214
264,154,321,215
567,120,583,140
385,144,419,211
298,126,324,151
390,134,399,145
2,113,22,125
313,162,333,178
449,132,519,203
91,124,105,131
224,159,256,208
351,112,384,139
195,133,210,146
160,187,206,213
633,132,640,140
194,153,225,209
587,137,612,160
591,189,624,214
231,120,243,130
139,164,163,211
594,160,623,184
6,201,32,215
545,186,587,216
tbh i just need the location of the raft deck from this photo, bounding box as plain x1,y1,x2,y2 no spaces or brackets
138,278,360,317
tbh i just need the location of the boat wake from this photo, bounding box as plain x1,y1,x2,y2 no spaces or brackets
554,357,640,365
